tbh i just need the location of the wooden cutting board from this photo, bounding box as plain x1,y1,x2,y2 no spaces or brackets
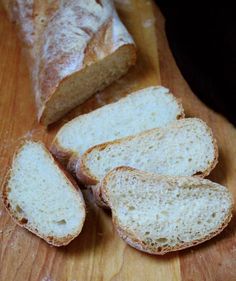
0,1,236,280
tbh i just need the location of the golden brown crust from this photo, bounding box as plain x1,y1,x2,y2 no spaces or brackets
2,141,86,246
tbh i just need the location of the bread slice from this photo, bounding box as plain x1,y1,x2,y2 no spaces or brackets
2,0,136,125
100,167,233,255
77,118,218,185
51,86,184,167
2,141,86,246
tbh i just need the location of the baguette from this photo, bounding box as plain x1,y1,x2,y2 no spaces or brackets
2,0,136,125
77,118,218,186
2,141,86,246
100,167,233,255
51,86,184,168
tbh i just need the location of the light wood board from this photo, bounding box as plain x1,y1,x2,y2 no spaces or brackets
0,1,235,280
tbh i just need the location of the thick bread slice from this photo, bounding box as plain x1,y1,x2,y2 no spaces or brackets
77,118,218,185
2,0,136,125
101,167,233,255
51,86,184,167
2,141,86,246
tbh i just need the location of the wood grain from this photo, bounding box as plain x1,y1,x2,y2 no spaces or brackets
0,1,235,281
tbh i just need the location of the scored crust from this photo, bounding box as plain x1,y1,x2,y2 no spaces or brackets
2,141,86,246
76,118,219,186
101,166,233,254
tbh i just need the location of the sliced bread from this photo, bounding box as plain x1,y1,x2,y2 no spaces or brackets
2,141,86,246
51,86,184,167
77,118,218,185
100,167,233,255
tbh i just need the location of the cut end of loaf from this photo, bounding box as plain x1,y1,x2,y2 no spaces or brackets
40,44,136,125
3,141,86,246
102,167,233,254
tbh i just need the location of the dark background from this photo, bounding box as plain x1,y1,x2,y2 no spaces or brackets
157,2,236,125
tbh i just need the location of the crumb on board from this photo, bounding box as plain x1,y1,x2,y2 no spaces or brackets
142,18,155,28
41,276,54,281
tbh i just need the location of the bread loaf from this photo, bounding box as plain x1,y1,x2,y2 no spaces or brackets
100,167,233,254
2,141,86,246
2,0,136,125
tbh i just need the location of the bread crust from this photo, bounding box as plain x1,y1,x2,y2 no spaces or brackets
77,118,219,185
2,141,86,246
76,155,101,185
50,138,74,168
91,184,110,209
101,166,234,254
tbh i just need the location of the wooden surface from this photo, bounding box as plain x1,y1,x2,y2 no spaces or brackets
0,1,236,280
